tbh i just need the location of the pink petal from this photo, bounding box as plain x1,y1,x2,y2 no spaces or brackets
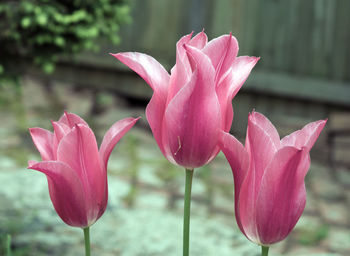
99,117,140,170
52,121,71,159
58,111,88,128
188,31,208,49
57,124,105,221
245,112,280,197
256,147,310,245
219,131,249,234
111,52,170,97
29,128,54,161
203,34,239,84
236,158,259,243
225,56,260,98
163,45,220,168
281,119,327,151
167,34,193,103
216,56,259,132
28,161,88,227
145,93,171,161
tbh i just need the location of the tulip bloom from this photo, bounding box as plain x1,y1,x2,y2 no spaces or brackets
219,111,326,248
28,112,139,228
111,31,259,169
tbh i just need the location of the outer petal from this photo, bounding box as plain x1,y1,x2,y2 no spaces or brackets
111,52,170,96
281,119,327,151
112,52,171,159
29,128,54,161
256,147,310,245
57,124,106,223
99,117,140,170
164,45,220,168
58,111,88,128
216,56,260,131
203,34,239,84
219,131,249,234
245,111,280,197
28,161,88,227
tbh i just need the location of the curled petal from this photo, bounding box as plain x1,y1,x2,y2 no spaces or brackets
215,56,260,132
256,147,310,245
29,128,54,161
281,119,327,151
100,117,140,170
164,46,220,168
111,52,170,97
28,161,88,227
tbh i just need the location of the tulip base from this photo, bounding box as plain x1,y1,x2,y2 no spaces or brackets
83,227,91,256
261,246,269,256
183,168,194,256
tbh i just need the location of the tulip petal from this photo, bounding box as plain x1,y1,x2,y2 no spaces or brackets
219,131,249,234
29,128,54,161
58,111,88,128
245,112,280,195
112,52,171,159
28,161,88,227
145,94,171,161
188,31,208,49
216,56,259,131
111,52,170,96
52,121,71,159
281,119,327,151
164,45,220,168
167,33,193,102
203,34,239,84
256,147,310,245
57,124,105,221
99,117,139,170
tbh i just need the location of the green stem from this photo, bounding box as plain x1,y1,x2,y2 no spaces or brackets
183,168,194,256
83,227,91,256
261,246,269,256
6,234,11,256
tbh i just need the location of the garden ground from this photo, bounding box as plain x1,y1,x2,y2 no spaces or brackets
0,77,349,255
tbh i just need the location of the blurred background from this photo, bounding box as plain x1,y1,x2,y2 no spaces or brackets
0,0,349,255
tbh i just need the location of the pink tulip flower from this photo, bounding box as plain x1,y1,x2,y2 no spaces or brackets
28,112,139,228
111,31,259,169
219,111,327,246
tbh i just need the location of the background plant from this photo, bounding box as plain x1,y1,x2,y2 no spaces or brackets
0,0,131,84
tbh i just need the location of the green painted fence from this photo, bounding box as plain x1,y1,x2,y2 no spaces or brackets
70,0,350,102
29,0,350,159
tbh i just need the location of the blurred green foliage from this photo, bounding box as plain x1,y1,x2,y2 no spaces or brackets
0,0,131,83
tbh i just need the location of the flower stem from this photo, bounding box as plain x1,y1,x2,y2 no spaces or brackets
83,227,91,256
261,246,269,256
183,168,194,256
6,234,11,256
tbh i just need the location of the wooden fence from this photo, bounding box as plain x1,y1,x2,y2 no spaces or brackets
30,0,350,160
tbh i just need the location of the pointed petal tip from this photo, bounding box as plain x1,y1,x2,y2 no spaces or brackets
109,52,121,58
27,160,38,169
